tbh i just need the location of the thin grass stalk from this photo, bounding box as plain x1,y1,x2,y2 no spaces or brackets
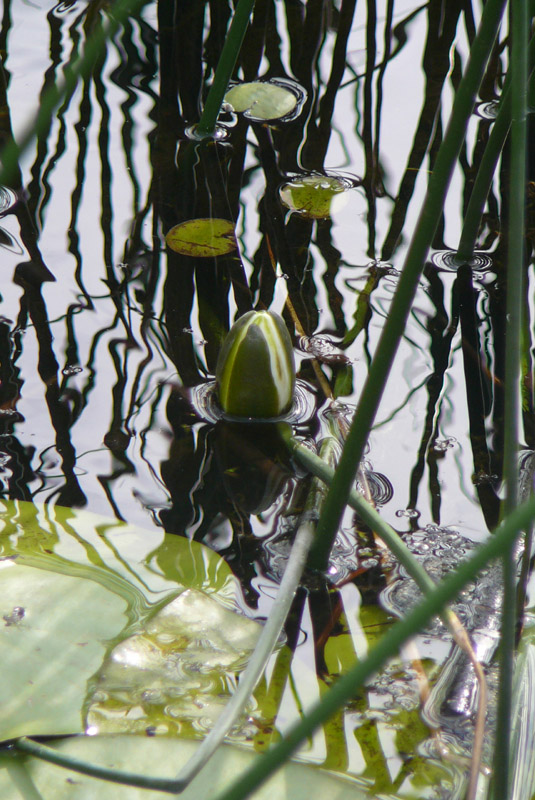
287,435,486,800
456,33,535,262
14,436,333,792
491,0,529,796
169,436,337,789
308,0,507,571
210,493,535,800
456,91,511,262
195,0,256,138
0,0,144,189
16,490,535,797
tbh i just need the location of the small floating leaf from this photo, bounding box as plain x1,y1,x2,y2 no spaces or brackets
224,81,298,121
165,218,237,257
279,175,353,219
216,310,295,419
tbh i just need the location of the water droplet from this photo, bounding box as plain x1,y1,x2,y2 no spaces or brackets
475,100,499,120
3,606,24,625
433,436,457,452
395,508,420,519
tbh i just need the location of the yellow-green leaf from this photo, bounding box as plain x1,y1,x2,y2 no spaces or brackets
165,218,237,257
224,82,298,121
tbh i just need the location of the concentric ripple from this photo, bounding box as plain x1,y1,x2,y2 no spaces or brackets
430,250,494,273
188,379,316,425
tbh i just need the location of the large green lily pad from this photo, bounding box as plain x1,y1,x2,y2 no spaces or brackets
86,588,262,736
0,736,371,799
0,501,239,742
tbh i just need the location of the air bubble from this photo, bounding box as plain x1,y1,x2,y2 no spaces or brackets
62,365,82,376
395,508,420,519
433,437,457,452
184,124,231,142
475,101,499,120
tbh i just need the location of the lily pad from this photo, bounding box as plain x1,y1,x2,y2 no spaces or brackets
279,175,354,219
86,588,262,737
0,501,239,741
165,218,238,257
224,81,300,121
0,736,371,800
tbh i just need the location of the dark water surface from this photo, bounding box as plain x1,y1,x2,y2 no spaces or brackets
0,1,528,796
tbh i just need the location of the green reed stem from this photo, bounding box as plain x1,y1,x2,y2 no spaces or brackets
0,0,144,189
286,433,436,594
14,434,334,793
308,0,507,571
211,492,535,800
456,92,511,262
457,33,535,262
491,0,529,796
195,0,256,138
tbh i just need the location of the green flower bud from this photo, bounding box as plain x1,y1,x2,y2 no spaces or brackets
216,311,295,418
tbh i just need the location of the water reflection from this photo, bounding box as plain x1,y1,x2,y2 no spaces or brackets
0,2,520,791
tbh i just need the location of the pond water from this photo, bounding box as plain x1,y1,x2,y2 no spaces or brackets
0,1,530,799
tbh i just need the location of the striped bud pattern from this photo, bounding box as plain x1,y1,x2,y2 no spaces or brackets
216,311,295,418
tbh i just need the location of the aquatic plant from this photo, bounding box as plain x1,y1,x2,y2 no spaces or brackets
216,310,295,418
0,0,532,799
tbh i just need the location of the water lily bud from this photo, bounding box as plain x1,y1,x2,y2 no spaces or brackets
216,311,295,418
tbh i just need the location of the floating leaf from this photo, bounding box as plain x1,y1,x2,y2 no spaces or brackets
165,218,237,257
0,501,237,742
279,175,355,219
224,80,301,122
86,588,262,736
0,562,128,741
0,736,371,800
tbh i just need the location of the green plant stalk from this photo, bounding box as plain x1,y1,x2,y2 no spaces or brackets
0,0,144,189
456,91,511,262
289,434,488,799
14,435,335,793
16,488,534,797
308,0,507,571
491,0,529,796
195,0,256,138
456,32,535,262
169,437,337,787
210,492,535,800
